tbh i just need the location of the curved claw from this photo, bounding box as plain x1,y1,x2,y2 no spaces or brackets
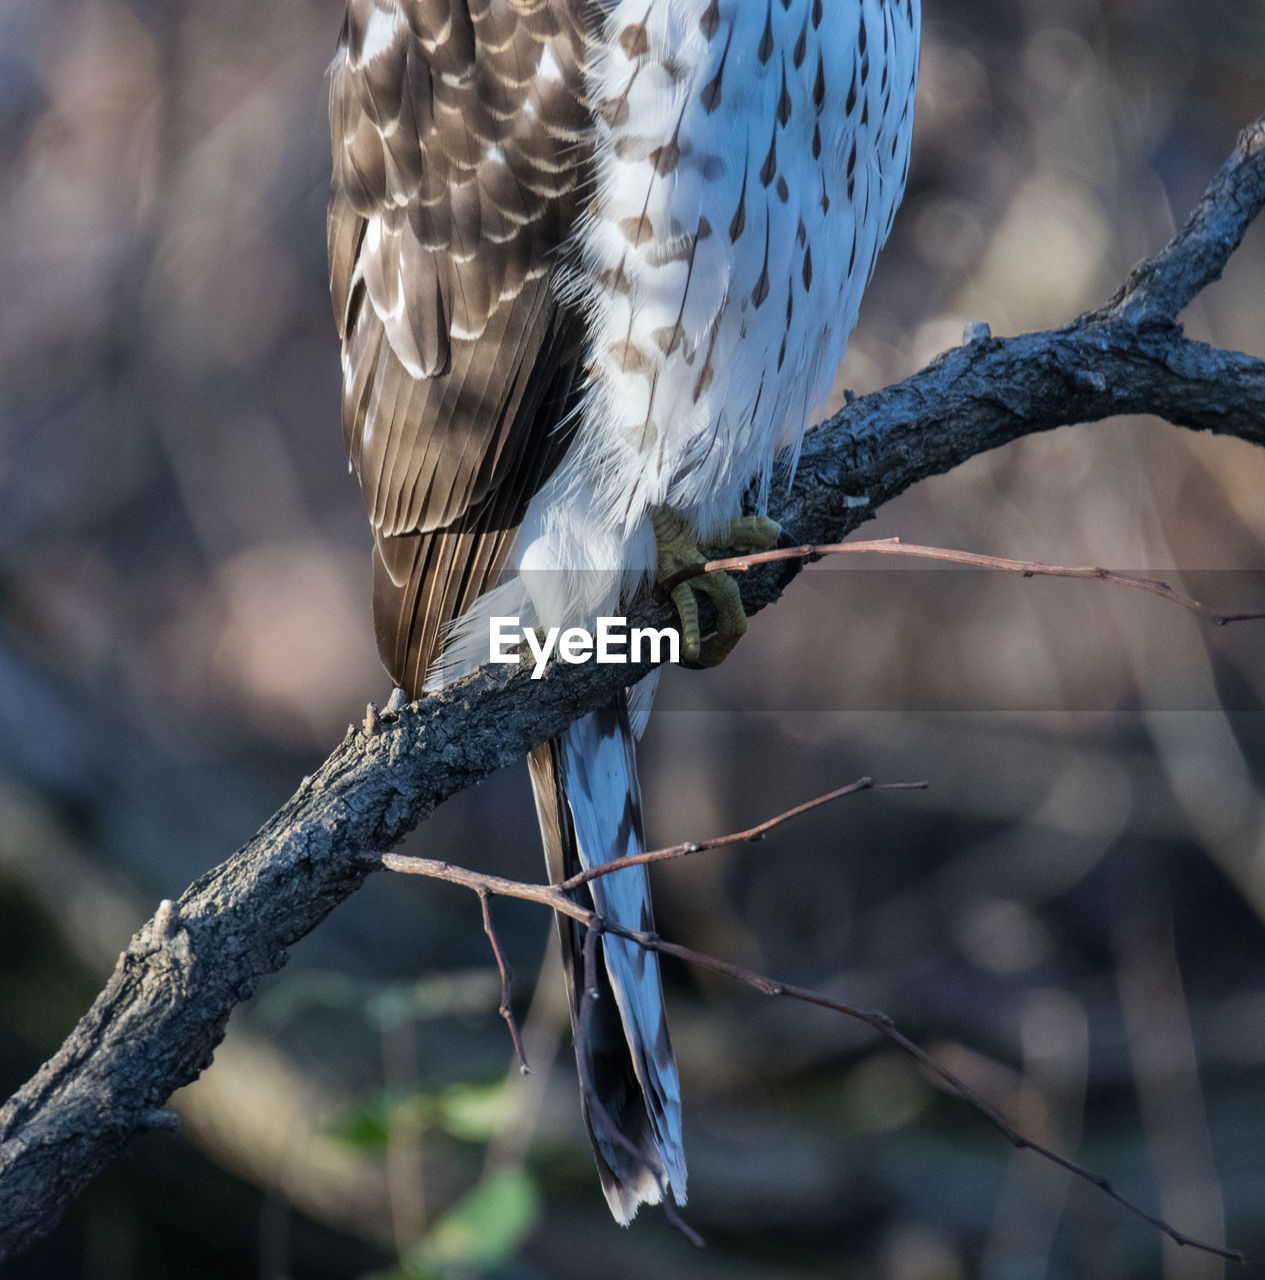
653,508,780,666
694,569,747,665
668,580,702,661
717,515,782,557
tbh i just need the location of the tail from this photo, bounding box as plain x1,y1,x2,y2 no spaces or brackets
527,693,686,1222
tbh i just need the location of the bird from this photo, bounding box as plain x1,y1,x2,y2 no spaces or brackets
328,0,920,1224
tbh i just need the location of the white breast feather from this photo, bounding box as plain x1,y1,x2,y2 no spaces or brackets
442,0,919,667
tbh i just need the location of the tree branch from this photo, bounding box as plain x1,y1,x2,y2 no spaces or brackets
2,112,1264,1261
1104,115,1265,322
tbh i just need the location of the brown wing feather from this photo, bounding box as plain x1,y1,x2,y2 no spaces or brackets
329,0,592,694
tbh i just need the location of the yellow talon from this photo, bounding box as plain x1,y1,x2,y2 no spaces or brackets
716,514,783,556
652,508,780,666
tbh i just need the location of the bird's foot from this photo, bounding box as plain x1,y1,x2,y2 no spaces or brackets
651,509,781,666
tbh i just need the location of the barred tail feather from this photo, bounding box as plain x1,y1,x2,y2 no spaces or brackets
527,695,686,1222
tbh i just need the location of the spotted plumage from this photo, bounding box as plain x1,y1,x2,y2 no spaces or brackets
329,0,919,1223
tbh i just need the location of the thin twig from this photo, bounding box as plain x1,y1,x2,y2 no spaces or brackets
382,788,1246,1265
478,891,530,1074
661,1198,706,1249
559,776,928,892
664,537,1265,627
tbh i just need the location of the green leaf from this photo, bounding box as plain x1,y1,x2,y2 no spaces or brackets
329,1089,436,1150
437,1081,515,1142
406,1168,539,1273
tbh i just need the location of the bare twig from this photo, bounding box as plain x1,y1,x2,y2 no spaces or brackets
662,1198,707,1249
478,891,531,1074
559,776,929,892
665,537,1265,628
383,829,1245,1264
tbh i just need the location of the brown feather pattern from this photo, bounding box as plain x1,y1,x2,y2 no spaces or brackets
330,0,592,690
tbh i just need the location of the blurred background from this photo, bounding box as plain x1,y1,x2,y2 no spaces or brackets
2,0,1264,1276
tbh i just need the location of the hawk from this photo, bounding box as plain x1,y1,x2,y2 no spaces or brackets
329,0,920,1223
